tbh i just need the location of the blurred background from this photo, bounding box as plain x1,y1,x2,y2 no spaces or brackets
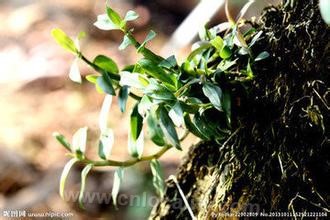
0,0,279,219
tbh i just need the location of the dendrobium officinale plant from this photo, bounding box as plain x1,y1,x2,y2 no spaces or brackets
52,0,270,209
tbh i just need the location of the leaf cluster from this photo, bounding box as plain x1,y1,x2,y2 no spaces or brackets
52,1,269,209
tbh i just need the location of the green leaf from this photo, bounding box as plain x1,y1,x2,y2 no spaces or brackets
202,83,223,111
249,31,263,47
69,58,82,83
138,95,153,116
186,97,203,105
238,47,250,55
224,30,234,46
119,34,133,50
130,104,143,141
246,61,254,78
320,0,330,24
159,55,177,70
150,159,165,198
210,22,231,34
138,47,164,64
183,114,207,139
79,164,93,209
169,74,180,89
97,75,115,95
181,60,196,76
218,59,237,71
112,167,124,208
124,10,139,21
98,128,114,160
87,75,106,93
147,110,165,146
99,94,113,131
51,28,78,54
168,102,184,127
53,132,71,151
180,99,201,114
138,30,156,51
192,113,210,139
138,59,174,86
198,26,216,41
210,36,224,50
128,128,144,158
233,29,248,48
94,55,119,74
144,80,176,101
59,158,78,199
187,43,212,61
192,113,219,140
119,71,149,89
220,45,232,59
254,51,270,62
85,74,99,84
106,6,124,29
95,83,105,94
133,63,143,73
118,86,129,112
243,27,256,37
198,26,208,40
158,106,181,150
94,14,119,31
128,103,144,158
72,127,88,157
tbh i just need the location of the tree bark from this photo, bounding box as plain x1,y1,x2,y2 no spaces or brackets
150,0,329,219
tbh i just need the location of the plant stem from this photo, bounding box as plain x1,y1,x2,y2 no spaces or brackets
78,127,188,168
128,92,142,101
79,53,141,101
125,31,164,63
81,145,172,167
80,54,120,81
